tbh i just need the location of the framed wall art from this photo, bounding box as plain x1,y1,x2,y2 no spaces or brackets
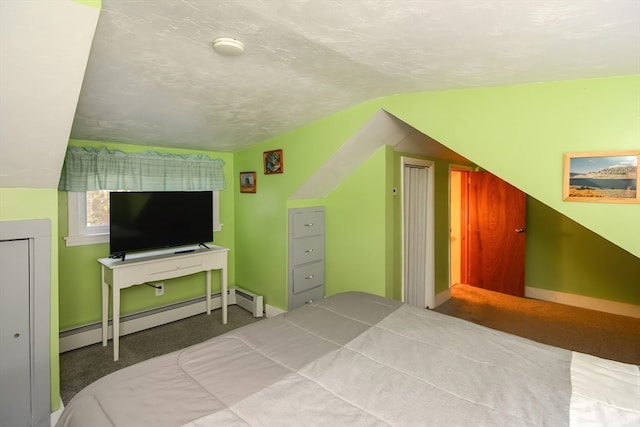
563,150,639,203
239,171,256,193
263,149,283,174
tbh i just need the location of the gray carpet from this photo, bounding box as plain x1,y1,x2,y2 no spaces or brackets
59,305,263,405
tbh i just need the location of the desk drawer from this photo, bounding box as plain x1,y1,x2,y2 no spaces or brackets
291,236,324,265
117,255,205,286
148,257,204,279
293,262,324,293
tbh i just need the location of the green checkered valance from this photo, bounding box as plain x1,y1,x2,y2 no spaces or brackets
58,146,225,191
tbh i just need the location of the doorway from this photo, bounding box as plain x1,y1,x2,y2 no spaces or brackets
449,169,526,297
449,167,470,287
401,157,435,309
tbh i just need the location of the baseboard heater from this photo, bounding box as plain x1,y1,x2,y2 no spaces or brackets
59,287,264,353
234,287,264,318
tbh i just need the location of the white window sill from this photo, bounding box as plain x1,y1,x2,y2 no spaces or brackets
64,233,109,247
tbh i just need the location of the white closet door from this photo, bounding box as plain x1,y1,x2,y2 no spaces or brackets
402,157,435,309
403,166,428,307
0,238,32,427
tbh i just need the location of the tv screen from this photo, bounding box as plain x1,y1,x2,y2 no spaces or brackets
109,191,213,257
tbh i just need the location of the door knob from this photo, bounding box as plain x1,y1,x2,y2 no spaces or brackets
515,228,525,233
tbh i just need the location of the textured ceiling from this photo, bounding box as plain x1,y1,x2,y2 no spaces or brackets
70,0,640,152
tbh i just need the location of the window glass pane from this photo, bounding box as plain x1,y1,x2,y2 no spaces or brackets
86,190,110,228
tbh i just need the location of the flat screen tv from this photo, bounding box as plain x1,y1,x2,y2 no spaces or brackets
109,191,213,259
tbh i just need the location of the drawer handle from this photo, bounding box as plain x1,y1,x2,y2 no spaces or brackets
304,249,314,253
305,275,314,279
304,223,314,227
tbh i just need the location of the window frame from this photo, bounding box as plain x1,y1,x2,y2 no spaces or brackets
65,191,221,247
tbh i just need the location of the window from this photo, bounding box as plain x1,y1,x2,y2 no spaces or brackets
65,191,221,247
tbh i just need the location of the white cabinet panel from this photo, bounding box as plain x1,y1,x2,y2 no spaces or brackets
0,239,31,427
0,219,51,427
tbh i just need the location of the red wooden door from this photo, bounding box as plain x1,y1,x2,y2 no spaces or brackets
468,171,526,296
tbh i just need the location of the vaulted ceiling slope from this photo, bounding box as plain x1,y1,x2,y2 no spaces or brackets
0,0,99,188
70,0,640,152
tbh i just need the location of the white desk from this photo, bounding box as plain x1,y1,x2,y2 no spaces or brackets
98,246,229,361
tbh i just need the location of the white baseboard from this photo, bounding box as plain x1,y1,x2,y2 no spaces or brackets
434,288,452,308
50,399,63,426
525,287,640,319
265,304,286,318
59,288,264,353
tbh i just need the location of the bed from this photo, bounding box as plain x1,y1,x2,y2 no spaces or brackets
56,291,639,427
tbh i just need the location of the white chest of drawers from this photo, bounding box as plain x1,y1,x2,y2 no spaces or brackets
288,207,325,310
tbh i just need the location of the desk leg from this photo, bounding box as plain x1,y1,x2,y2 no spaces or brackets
206,270,211,315
101,267,108,347
112,286,120,361
222,266,228,325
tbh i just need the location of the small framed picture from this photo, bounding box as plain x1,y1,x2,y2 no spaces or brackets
563,150,639,203
239,171,256,193
264,149,284,174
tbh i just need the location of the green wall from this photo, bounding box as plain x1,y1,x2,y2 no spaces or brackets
57,140,235,330
233,75,639,310
59,76,640,328
59,76,640,323
72,0,101,9
527,198,640,304
233,104,380,309
325,146,389,297
0,188,60,411
383,75,640,258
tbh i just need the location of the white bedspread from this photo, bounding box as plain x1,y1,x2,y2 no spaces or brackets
56,292,639,427
570,352,640,427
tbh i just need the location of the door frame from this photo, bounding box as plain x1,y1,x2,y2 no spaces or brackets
401,156,435,308
448,165,473,289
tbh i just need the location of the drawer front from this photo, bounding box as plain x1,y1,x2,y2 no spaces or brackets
292,210,325,238
292,262,324,293
292,236,324,265
120,255,205,286
289,285,324,310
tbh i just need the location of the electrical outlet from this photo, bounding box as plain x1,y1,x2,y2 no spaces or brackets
155,283,164,296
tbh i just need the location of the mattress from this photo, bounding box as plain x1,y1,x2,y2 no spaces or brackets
56,292,640,427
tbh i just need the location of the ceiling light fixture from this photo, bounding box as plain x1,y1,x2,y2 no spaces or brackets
212,37,244,56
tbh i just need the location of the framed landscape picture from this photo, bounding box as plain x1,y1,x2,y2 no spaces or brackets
563,150,639,203
239,171,256,193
